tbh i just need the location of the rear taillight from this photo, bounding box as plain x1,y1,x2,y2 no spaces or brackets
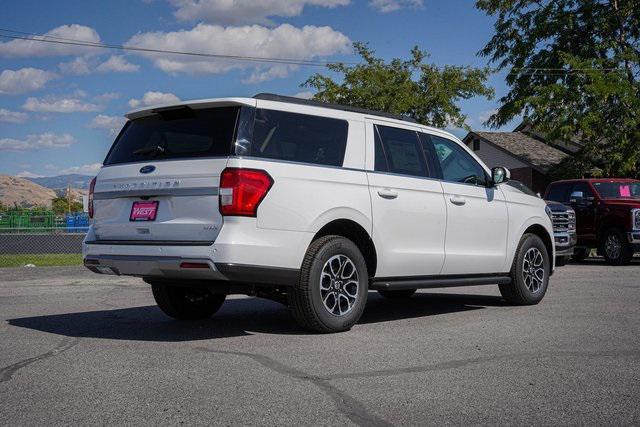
219,168,273,217
88,177,96,219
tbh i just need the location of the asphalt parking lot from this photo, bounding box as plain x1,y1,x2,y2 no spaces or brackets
1,260,639,425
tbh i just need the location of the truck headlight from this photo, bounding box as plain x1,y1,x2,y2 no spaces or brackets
633,209,640,230
567,208,576,231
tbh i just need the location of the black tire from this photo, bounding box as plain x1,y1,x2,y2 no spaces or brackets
571,247,589,262
151,284,226,320
555,256,568,267
289,235,369,333
600,228,634,265
499,233,550,305
378,289,416,299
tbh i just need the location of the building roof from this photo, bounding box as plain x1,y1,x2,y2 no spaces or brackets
466,131,569,173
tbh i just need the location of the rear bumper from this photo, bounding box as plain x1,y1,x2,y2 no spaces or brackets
84,254,225,280
83,254,299,286
82,221,308,286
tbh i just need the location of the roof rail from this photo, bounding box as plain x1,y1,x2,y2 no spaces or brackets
253,93,418,124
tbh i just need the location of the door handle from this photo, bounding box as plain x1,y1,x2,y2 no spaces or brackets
449,195,466,205
377,188,398,199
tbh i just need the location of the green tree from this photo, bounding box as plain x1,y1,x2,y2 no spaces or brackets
52,197,83,215
476,0,640,178
303,42,494,129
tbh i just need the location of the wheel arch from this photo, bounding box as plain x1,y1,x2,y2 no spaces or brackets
312,219,377,278
523,223,554,263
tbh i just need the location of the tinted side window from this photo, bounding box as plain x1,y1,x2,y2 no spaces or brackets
374,125,427,177
431,136,487,185
546,183,571,202
570,182,595,200
251,109,348,167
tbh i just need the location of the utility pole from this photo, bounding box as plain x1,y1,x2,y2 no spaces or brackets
66,184,71,213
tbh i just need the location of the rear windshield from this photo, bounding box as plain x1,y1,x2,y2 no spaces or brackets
104,107,239,165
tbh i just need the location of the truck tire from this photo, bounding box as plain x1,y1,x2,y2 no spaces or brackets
289,235,369,333
151,283,226,320
601,228,633,265
500,233,550,305
378,289,416,299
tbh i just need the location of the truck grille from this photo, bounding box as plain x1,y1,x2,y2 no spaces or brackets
551,211,575,233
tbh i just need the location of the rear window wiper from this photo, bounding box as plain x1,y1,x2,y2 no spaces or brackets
133,145,165,156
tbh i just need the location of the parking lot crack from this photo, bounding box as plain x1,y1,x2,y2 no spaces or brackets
194,347,393,427
0,337,79,383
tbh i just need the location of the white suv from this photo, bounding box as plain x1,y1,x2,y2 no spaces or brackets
83,93,555,333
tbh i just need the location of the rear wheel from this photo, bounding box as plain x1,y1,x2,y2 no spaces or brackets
151,284,226,320
601,228,633,265
500,233,550,305
289,235,368,333
378,289,416,299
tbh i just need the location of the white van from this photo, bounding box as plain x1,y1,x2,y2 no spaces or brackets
84,93,555,332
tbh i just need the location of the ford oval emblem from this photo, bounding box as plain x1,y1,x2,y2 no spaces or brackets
140,165,156,174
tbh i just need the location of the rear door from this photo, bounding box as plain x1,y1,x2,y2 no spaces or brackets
366,120,446,277
92,106,243,243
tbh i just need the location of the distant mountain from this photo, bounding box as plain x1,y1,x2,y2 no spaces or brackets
0,175,57,208
27,174,93,190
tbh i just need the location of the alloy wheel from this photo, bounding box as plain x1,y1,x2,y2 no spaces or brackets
320,254,359,316
522,247,545,293
605,233,621,260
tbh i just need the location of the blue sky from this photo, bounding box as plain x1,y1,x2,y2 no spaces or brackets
0,0,517,178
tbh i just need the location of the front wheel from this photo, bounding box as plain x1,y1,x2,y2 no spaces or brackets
500,233,550,305
151,284,226,320
289,235,369,333
601,228,633,265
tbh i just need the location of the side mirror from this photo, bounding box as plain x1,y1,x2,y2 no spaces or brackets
569,191,584,204
491,166,510,185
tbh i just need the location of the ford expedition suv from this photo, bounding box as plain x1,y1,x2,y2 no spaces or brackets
545,178,640,265
84,93,555,333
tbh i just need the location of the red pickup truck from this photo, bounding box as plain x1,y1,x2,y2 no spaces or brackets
544,179,640,265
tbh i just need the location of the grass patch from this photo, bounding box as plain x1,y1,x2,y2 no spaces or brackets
0,253,83,268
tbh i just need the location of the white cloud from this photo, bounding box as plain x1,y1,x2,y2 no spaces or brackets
128,91,181,108
293,90,314,99
58,57,92,75
0,24,102,57
125,23,350,81
96,55,140,73
0,68,57,95
89,114,127,135
94,92,121,102
59,162,103,174
478,109,498,126
15,171,44,178
0,108,28,123
369,0,423,12
23,96,102,113
168,0,350,25
0,133,75,151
